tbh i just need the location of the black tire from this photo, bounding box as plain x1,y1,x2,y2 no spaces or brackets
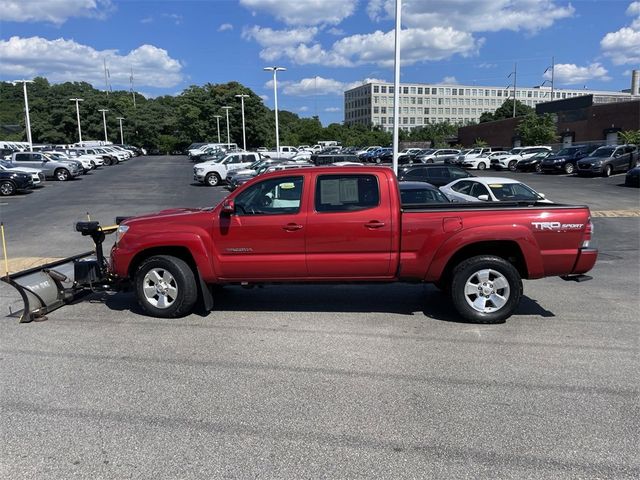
450,255,523,324
426,158,434,164
535,163,542,173
205,172,221,186
564,162,575,175
477,162,486,170
508,160,517,171
0,180,16,196
103,157,112,166
55,168,71,181
603,164,612,177
135,255,198,318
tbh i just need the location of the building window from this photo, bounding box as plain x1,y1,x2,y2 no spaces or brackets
373,116,379,123
527,90,532,97
438,98,444,105
417,87,423,94
389,87,394,94
381,86,387,93
403,106,409,114
409,117,415,124
403,117,408,124
411,97,416,104
465,89,470,95
403,87,409,94
380,117,386,124
417,107,423,114
417,97,423,104
445,88,451,95
373,86,379,93
373,106,379,113
410,87,416,94
424,108,429,114
438,108,443,114
432,88,437,94
381,106,387,114
373,96,379,104
452,88,457,95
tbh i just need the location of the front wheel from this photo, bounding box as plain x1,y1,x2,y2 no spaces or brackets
450,255,523,324
477,162,486,170
0,181,16,196
205,172,221,186
55,168,70,181
564,162,575,175
135,255,198,318
535,163,542,173
508,160,517,171
603,164,612,177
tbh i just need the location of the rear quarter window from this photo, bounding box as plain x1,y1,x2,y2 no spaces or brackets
315,174,380,212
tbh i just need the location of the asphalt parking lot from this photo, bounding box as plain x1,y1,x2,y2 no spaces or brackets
1,156,638,479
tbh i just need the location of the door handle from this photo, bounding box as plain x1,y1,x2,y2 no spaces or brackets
282,223,303,231
365,220,385,229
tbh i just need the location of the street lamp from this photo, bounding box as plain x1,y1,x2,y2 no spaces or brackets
70,98,84,144
213,115,222,143
116,117,125,144
235,94,249,151
98,109,109,142
263,66,286,154
508,63,517,118
12,80,34,151
543,56,555,100
221,106,232,145
392,0,402,174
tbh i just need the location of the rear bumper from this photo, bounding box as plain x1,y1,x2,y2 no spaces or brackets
571,248,598,275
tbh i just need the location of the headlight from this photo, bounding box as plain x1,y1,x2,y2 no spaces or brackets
115,224,129,244
195,168,204,173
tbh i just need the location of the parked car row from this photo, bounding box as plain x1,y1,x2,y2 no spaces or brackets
0,144,140,196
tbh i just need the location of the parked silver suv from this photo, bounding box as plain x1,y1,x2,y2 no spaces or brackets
10,151,82,181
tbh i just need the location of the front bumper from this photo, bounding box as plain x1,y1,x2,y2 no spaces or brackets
540,162,565,172
576,163,603,175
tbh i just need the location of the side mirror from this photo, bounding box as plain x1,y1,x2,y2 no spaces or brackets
477,194,490,201
221,199,235,215
537,193,546,199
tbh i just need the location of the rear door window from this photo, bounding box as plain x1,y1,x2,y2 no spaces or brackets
315,174,380,212
451,180,473,195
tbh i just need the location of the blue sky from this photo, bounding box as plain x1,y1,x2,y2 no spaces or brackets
1,0,639,125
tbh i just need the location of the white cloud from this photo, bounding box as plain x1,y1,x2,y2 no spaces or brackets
0,36,184,88
218,23,233,32
242,25,318,48
298,106,309,112
270,76,388,96
367,0,574,33
255,27,480,67
259,94,269,101
161,13,183,25
0,0,112,24
239,0,357,25
327,27,345,36
140,16,153,24
545,63,611,85
601,2,640,65
324,107,341,112
441,76,459,84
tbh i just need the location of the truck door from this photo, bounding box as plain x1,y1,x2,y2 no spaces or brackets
213,175,308,279
305,172,393,278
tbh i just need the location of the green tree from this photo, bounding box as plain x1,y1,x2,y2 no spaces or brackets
473,138,488,147
619,130,640,145
479,99,534,123
516,113,558,145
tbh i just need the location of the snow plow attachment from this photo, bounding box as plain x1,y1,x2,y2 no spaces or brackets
1,222,117,322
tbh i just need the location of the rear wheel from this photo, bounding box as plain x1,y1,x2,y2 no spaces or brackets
450,255,523,324
103,157,112,166
0,181,16,196
55,168,70,181
205,172,221,186
603,164,612,177
535,163,542,173
564,162,575,174
477,162,486,170
508,160,517,171
135,255,198,318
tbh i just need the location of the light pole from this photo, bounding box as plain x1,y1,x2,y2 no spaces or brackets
544,56,555,100
70,98,84,144
392,0,402,175
12,80,34,151
235,94,249,151
263,66,286,154
508,63,517,118
221,106,232,145
116,117,125,144
213,115,222,143
98,109,109,142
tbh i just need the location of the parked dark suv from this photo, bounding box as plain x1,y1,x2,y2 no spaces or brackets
576,145,638,177
397,164,473,187
540,144,601,174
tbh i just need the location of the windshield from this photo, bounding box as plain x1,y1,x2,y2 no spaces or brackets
0,160,13,168
509,148,523,155
555,147,579,156
488,182,540,201
469,148,482,154
532,152,550,159
591,147,615,157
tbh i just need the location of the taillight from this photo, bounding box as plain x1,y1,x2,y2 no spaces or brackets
582,219,593,248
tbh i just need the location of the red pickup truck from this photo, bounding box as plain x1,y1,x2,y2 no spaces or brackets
109,166,597,324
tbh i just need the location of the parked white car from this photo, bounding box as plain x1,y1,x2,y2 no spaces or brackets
261,146,299,159
0,160,45,186
194,151,262,186
490,146,552,171
440,177,552,203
